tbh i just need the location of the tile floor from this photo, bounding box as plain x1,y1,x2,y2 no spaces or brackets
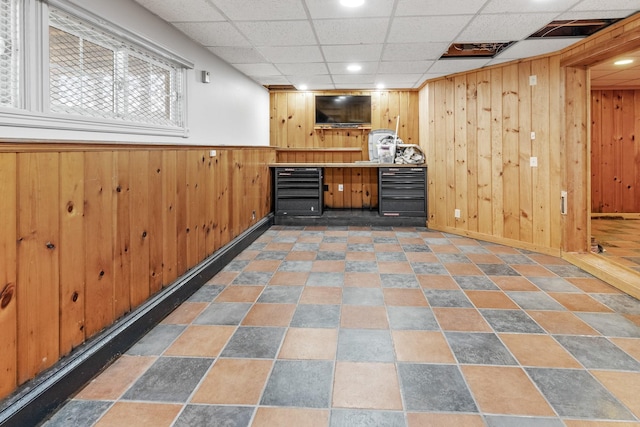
591,217,640,273
43,226,640,427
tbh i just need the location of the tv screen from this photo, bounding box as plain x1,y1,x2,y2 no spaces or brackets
315,95,371,126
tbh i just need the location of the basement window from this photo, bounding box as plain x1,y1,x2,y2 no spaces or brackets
0,0,20,109
49,8,185,128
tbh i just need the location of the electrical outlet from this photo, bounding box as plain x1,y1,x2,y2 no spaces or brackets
530,131,536,140
454,209,461,218
530,157,538,167
529,75,537,86
338,184,344,192
209,150,216,157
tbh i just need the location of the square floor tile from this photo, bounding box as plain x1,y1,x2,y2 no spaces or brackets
554,335,640,370
253,408,329,427
566,277,621,294
341,306,389,329
337,329,395,362
445,263,483,276
381,273,420,288
465,290,518,309
245,259,281,272
480,309,545,333
506,292,565,311
445,332,517,365
477,264,520,276
432,308,493,332
291,304,341,328
526,310,599,335
590,370,640,418
160,302,208,325
306,272,345,287
221,326,284,358
299,287,342,305
242,303,296,327
278,261,313,272
491,276,539,291
278,328,338,360
499,334,581,368
190,358,272,404
125,325,186,356
576,312,640,337
398,364,477,412
93,402,181,427
387,306,438,330
75,355,156,401
342,287,384,306
193,302,252,326
260,360,333,408
484,416,564,427
591,294,640,314
461,365,554,416
268,271,308,286
330,410,404,427
257,286,303,303
392,330,455,363
526,368,634,420
529,277,580,293
411,262,449,275
407,413,485,427
215,286,264,303
345,261,378,273
383,288,428,306
42,400,112,427
344,272,381,287
423,290,474,308
164,325,235,357
173,405,254,427
417,275,459,289
232,271,273,285
379,261,414,274
312,260,345,272
454,276,500,290
332,362,402,410
549,293,613,312
122,357,213,402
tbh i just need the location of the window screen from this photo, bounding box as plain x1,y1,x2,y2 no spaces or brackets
0,0,20,108
48,8,184,127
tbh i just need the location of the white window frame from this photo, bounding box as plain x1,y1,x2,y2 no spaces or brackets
0,0,194,138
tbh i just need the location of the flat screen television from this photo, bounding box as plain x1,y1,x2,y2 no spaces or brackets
315,95,371,126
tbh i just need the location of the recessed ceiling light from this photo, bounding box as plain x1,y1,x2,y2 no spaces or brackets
340,0,365,7
347,64,362,72
614,59,634,65
376,83,385,89
298,84,308,90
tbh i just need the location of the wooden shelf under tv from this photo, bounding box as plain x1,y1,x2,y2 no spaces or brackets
314,125,371,141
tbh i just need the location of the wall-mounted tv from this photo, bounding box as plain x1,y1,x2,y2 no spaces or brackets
315,95,371,126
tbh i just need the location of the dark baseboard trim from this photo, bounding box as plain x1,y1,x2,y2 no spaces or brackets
0,214,274,427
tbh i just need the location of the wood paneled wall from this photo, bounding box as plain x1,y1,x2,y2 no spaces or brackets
0,143,275,399
270,90,419,209
591,89,640,213
421,56,563,253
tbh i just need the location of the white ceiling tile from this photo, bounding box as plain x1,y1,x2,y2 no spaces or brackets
457,13,559,42
258,75,292,85
572,0,640,11
335,83,380,89
382,43,449,61
387,16,473,43
208,47,266,63
314,18,390,45
257,46,324,63
485,57,517,67
395,0,487,16
327,62,378,74
173,22,250,46
482,0,580,14
209,0,307,20
306,0,395,19
276,63,328,75
134,0,225,22
427,58,491,74
322,44,383,62
236,21,317,46
287,74,334,87
555,10,638,20
233,63,282,76
332,74,376,84
375,73,423,83
377,61,434,74
417,73,449,85
496,38,581,59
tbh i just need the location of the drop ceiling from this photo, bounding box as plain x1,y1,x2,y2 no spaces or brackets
133,0,639,90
